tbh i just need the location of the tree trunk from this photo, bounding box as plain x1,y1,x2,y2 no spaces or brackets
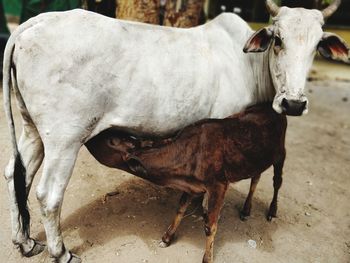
116,0,160,24
116,0,204,27
163,0,204,28
313,0,322,9
313,0,330,9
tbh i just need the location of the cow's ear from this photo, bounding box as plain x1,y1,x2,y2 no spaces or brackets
243,27,274,53
317,32,349,63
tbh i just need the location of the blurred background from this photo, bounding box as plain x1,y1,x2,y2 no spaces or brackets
0,2,349,263
0,0,349,79
1,0,350,27
1,0,350,25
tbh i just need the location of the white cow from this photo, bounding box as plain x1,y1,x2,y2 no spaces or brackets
3,1,348,262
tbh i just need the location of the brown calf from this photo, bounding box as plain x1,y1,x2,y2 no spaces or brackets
85,103,287,263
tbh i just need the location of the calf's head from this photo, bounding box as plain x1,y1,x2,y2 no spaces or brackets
107,136,138,153
244,0,349,116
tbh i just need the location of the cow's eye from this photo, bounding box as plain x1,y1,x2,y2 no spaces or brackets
274,36,283,54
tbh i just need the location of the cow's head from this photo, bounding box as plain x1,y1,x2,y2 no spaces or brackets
244,0,349,116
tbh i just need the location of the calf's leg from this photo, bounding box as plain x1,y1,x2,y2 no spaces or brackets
240,174,261,221
267,160,284,221
160,192,193,248
202,182,227,263
4,126,45,256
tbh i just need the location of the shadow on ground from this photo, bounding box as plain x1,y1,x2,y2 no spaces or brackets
34,177,280,256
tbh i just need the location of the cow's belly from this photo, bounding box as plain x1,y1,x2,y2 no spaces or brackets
92,75,217,137
94,76,251,138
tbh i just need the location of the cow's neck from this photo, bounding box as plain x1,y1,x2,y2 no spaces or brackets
250,50,275,104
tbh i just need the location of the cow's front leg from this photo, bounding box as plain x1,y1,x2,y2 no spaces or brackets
36,141,81,263
159,192,193,248
4,127,45,256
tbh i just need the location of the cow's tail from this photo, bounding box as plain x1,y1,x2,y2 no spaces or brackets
2,19,40,235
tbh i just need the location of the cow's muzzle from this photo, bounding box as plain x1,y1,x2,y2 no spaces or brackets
281,98,307,116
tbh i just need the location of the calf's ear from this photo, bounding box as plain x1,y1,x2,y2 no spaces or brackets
317,33,350,63
243,27,274,53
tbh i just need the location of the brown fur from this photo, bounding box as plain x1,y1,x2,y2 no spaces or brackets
85,103,287,263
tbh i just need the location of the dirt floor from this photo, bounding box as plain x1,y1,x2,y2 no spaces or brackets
0,78,349,263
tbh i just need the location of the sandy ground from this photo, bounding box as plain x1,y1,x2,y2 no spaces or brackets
0,78,349,263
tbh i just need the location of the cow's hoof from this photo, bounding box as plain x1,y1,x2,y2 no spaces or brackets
68,253,82,263
159,240,170,248
21,239,46,257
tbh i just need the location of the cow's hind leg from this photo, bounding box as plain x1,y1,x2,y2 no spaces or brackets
36,140,81,263
202,182,227,263
4,125,45,256
159,192,193,248
240,174,261,221
267,159,284,221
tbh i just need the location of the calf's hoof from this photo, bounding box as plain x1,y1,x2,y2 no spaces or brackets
20,239,46,257
159,233,175,248
158,241,170,248
239,211,250,221
266,212,277,222
202,254,213,263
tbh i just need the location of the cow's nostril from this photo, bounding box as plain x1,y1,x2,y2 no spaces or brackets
301,101,307,109
281,99,307,116
281,98,289,112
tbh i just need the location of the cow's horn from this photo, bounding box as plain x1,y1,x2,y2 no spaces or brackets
322,0,341,19
266,0,280,17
